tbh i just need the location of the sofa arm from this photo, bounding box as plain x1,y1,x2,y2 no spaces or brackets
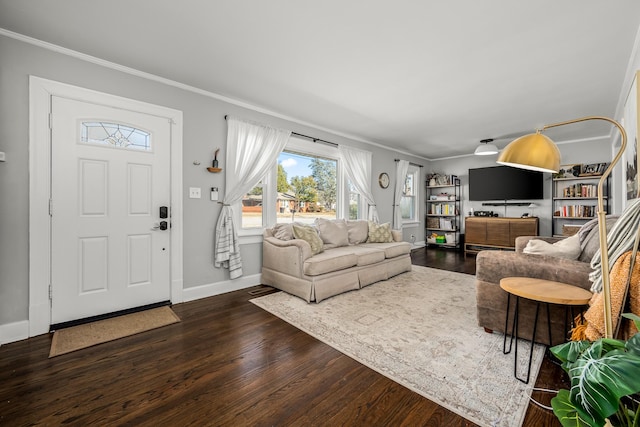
476,250,593,290
262,237,312,278
515,235,563,253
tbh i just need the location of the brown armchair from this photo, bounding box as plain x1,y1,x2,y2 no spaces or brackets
475,217,617,345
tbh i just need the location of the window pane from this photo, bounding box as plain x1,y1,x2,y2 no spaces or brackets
241,184,263,228
348,180,360,220
404,174,414,196
81,122,151,151
401,169,418,221
400,196,415,220
277,150,337,224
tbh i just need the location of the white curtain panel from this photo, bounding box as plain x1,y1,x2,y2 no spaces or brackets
338,146,379,222
393,160,410,229
214,116,291,279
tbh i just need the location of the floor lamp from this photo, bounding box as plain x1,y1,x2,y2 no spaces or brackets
497,116,627,339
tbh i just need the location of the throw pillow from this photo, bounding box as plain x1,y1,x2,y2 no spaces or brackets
346,220,369,244
523,234,581,260
292,224,324,255
367,221,393,243
315,218,349,249
272,223,295,240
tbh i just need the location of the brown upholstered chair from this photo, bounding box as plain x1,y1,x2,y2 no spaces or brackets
475,217,617,345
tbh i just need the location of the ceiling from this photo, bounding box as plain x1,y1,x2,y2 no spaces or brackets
1,1,640,159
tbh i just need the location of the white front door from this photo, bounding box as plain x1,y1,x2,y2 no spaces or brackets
50,96,171,324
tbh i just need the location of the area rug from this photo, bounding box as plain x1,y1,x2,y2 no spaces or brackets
49,306,180,357
250,266,545,427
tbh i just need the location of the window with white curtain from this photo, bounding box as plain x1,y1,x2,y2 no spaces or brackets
235,136,349,238
400,165,420,224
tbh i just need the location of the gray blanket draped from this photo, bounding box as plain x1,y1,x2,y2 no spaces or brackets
590,198,640,292
214,205,243,279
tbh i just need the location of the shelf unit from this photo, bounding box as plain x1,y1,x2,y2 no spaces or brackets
552,174,609,236
425,177,461,249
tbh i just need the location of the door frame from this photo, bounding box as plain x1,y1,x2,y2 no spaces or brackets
29,76,184,337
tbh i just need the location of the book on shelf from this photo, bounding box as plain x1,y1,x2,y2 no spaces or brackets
429,203,456,215
561,183,598,198
555,205,595,218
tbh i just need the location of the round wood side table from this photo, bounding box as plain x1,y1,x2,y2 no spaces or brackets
499,277,593,383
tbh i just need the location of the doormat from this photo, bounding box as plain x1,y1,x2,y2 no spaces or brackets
49,306,180,358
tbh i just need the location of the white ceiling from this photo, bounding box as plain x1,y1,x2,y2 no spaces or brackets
1,1,640,159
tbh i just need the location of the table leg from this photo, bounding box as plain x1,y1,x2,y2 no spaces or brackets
515,298,540,384
503,293,514,354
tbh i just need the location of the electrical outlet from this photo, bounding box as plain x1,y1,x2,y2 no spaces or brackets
189,187,201,199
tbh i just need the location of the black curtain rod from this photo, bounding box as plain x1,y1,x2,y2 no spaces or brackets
290,132,339,148
394,158,423,168
224,115,338,148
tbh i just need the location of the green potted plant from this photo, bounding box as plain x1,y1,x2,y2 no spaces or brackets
550,313,640,427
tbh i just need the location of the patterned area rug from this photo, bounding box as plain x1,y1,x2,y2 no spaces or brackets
251,265,545,427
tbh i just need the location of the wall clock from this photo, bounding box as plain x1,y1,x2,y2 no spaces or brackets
378,172,390,189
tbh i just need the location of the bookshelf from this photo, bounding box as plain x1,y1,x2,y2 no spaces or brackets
552,174,609,236
426,175,461,249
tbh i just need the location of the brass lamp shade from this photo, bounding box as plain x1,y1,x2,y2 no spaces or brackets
497,132,561,173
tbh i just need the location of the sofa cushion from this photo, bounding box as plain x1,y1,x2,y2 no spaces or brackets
367,221,393,243
303,250,358,276
346,220,369,244
349,246,386,266
523,234,581,260
315,218,349,249
364,241,411,258
293,224,324,255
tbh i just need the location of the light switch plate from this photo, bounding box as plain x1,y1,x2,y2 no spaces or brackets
189,187,201,199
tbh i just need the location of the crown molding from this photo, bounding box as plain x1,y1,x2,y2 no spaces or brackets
0,28,430,162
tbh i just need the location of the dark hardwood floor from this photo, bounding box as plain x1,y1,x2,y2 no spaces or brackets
0,247,565,426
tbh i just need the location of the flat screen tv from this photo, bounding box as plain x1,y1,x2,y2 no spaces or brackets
468,166,544,201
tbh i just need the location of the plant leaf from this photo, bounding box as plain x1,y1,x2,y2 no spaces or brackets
568,343,640,420
623,313,640,330
627,332,640,357
551,389,604,427
551,340,591,365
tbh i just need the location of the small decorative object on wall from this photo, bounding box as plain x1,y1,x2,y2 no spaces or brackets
552,164,582,179
212,148,220,168
207,148,222,173
623,71,639,202
378,172,390,188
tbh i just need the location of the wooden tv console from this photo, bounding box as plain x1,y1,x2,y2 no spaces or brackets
464,217,539,256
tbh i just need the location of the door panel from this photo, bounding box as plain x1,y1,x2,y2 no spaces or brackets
51,96,171,324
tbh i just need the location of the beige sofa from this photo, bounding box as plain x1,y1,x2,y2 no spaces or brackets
261,219,412,302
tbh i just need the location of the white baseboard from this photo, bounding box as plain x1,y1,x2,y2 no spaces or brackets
182,273,262,302
0,320,29,345
2,276,261,345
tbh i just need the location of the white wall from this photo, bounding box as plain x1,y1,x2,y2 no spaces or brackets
0,34,426,338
